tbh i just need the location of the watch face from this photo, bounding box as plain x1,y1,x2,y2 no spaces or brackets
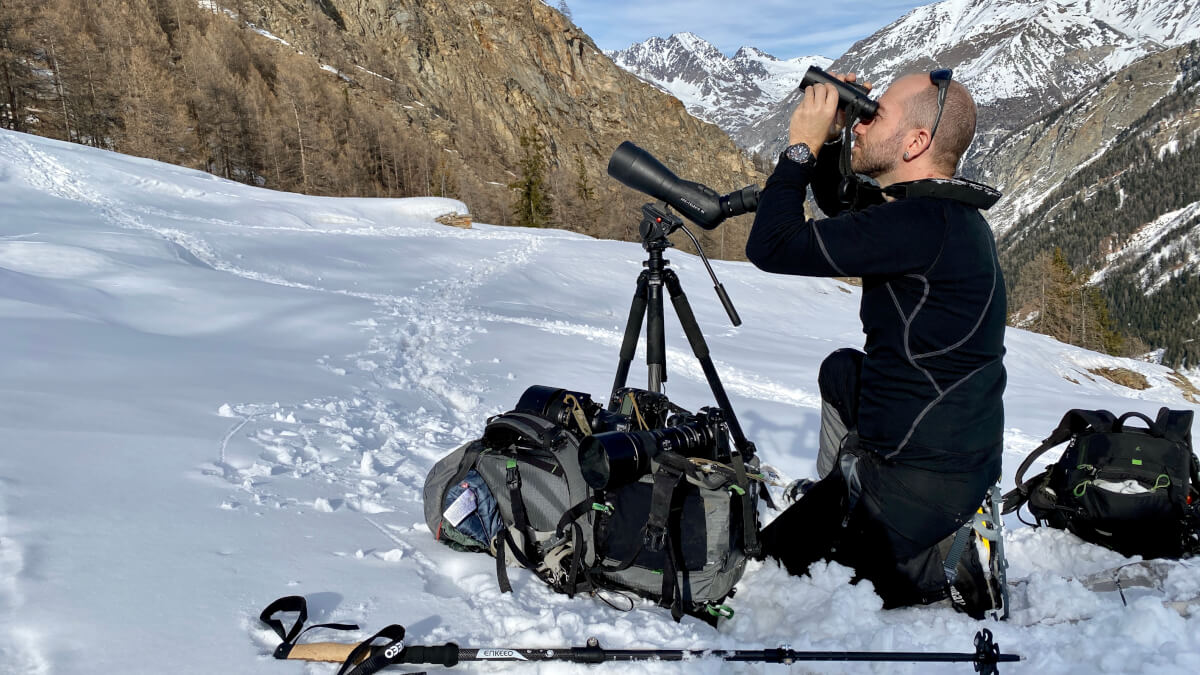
786,143,813,165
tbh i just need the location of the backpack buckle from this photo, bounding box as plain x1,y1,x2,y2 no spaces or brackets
643,524,668,552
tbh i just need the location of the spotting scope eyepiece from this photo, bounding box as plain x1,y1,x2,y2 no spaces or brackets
607,141,759,230
799,66,878,119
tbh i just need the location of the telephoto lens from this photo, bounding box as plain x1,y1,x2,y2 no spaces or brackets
579,431,656,491
579,418,721,490
515,385,599,433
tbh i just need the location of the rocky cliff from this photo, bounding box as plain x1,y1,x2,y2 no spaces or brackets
3,0,762,255
249,0,763,249
982,41,1200,366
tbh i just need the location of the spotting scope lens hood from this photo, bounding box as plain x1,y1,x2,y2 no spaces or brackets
799,66,878,119
607,141,759,230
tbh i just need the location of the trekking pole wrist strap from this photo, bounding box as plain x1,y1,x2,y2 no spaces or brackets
260,596,361,660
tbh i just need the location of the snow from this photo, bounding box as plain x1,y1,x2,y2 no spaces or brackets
0,127,1198,673
319,64,353,83
1089,200,1200,288
355,65,394,83
840,0,1200,108
248,24,291,47
736,49,833,102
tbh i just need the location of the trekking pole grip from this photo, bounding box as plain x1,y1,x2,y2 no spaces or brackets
283,642,359,662
341,642,460,675
399,644,461,666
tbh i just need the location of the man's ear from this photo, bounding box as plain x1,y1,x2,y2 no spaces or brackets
904,129,932,162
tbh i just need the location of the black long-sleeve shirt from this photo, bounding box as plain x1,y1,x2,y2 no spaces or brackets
746,146,1006,473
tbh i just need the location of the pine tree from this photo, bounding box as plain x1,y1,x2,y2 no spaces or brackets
1008,247,1126,355
509,127,554,228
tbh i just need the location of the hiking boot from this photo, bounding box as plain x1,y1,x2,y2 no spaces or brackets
783,478,816,505
946,533,998,620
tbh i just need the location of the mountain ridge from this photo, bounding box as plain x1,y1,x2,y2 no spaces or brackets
606,32,830,135
734,0,1200,160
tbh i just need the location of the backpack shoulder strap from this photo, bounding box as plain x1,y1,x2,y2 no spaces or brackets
1155,407,1194,447
1003,409,1116,514
1156,407,1200,495
484,411,573,451
1013,409,1115,486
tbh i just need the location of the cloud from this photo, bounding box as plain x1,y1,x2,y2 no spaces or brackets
563,0,928,59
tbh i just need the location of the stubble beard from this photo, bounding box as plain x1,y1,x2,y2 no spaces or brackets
851,129,905,179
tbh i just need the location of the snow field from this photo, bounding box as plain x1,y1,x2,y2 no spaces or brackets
0,128,1198,673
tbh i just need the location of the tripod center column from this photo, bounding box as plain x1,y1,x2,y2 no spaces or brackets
645,247,667,393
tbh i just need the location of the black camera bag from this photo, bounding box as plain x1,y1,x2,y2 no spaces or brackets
1002,407,1200,559
422,393,758,622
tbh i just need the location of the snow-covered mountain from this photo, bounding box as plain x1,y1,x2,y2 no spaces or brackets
982,41,1200,367
607,33,831,134
3,128,1200,672
839,0,1198,104
737,0,1200,158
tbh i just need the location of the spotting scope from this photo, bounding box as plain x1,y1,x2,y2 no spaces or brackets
607,142,759,230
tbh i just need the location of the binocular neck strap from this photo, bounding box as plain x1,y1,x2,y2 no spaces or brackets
838,122,854,179
837,107,873,207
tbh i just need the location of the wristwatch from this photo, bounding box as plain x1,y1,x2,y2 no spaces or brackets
784,142,816,167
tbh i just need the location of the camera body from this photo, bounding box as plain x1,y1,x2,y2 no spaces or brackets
514,384,667,437
609,386,672,429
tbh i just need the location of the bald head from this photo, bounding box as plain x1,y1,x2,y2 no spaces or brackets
893,72,977,174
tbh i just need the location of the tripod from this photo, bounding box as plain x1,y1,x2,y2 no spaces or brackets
608,201,758,470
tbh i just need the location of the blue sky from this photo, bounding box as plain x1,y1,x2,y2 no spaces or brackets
560,0,932,60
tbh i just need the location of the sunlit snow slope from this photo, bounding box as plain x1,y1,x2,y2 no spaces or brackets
0,129,1197,674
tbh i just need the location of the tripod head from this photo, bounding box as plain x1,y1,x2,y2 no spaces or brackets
634,201,740,326
638,202,684,250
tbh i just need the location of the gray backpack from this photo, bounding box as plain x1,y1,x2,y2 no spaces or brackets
423,401,758,622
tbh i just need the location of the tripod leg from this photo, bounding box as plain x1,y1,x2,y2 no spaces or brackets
611,272,649,403
662,270,748,447
664,268,761,556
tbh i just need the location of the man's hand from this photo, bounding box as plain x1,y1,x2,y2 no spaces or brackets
788,82,838,155
788,72,872,155
829,72,872,138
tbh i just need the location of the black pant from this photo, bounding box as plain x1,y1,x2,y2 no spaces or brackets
818,348,862,430
760,349,996,606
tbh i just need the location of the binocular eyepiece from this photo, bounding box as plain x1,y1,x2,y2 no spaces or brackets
799,66,878,119
607,142,759,230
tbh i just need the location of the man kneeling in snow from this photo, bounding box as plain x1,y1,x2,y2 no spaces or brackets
745,70,1005,615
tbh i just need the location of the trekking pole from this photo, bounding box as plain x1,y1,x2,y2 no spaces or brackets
262,597,1021,675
